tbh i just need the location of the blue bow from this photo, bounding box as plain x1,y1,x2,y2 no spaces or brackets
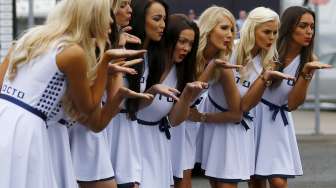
261,99,289,126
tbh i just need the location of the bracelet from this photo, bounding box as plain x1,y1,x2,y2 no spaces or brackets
300,71,313,80
259,74,272,87
200,113,207,123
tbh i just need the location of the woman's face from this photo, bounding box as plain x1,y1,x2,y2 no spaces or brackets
145,2,166,42
173,29,195,63
255,20,278,51
115,0,132,27
208,16,234,51
292,13,314,47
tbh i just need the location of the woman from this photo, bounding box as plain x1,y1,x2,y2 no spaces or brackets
0,0,146,187
250,6,332,188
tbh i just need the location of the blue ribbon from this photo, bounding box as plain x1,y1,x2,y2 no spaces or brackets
0,94,47,122
240,112,253,131
137,117,171,140
209,94,252,131
190,97,203,108
261,99,289,126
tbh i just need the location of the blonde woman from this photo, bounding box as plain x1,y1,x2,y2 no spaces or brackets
0,0,147,187
184,6,243,188
230,7,294,188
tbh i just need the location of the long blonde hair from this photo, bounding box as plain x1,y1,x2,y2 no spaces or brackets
8,0,111,119
112,0,130,14
236,7,279,78
196,6,236,78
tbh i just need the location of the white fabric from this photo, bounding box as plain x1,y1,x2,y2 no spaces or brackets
0,45,67,188
137,66,177,188
253,55,303,176
200,55,262,180
170,91,207,178
69,124,115,181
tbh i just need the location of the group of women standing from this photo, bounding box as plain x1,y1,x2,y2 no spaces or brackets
0,0,332,188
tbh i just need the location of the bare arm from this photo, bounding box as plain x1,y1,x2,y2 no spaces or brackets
204,68,242,124
287,60,332,111
241,70,295,112
168,81,207,127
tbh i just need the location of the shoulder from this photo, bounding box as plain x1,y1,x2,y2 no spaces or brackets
56,44,87,72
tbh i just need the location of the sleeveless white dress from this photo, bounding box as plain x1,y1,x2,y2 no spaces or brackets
253,55,303,178
69,119,115,182
0,44,67,188
200,55,262,182
170,91,207,179
48,107,78,188
136,65,177,188
106,54,149,186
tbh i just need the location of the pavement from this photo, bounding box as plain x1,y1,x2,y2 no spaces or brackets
191,110,336,188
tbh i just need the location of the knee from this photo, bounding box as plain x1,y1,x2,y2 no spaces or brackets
269,177,287,188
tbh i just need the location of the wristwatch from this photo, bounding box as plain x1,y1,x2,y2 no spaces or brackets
200,113,207,123
301,72,313,80
259,74,272,87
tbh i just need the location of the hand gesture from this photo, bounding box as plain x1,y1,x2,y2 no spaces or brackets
104,48,146,61
302,61,333,73
119,87,154,100
214,59,243,69
263,70,296,81
152,84,181,101
119,26,142,46
184,81,208,99
188,108,202,122
108,58,143,75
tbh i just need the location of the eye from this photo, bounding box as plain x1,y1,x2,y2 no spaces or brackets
220,25,230,31
273,31,277,35
263,30,272,34
153,15,162,22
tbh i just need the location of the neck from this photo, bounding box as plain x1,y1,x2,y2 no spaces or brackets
286,41,302,60
203,43,219,61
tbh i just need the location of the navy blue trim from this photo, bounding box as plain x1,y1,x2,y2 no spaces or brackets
207,176,247,183
252,174,298,179
117,182,140,188
261,99,289,126
58,119,68,125
173,176,182,181
0,94,47,121
137,117,171,139
77,176,115,183
208,94,228,112
190,97,203,108
209,94,252,131
120,109,127,113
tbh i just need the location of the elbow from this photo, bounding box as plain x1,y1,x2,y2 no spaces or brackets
234,111,243,122
241,102,252,113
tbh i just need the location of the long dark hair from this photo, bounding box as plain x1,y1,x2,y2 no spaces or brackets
165,14,199,92
125,0,169,119
277,6,315,78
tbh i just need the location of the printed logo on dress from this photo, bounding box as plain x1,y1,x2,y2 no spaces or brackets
235,76,251,88
159,94,175,103
1,84,25,99
287,79,295,86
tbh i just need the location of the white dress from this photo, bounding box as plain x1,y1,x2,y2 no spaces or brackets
69,121,115,182
136,66,177,188
48,107,78,188
170,91,207,179
200,55,262,182
253,55,303,178
0,45,67,188
106,55,149,186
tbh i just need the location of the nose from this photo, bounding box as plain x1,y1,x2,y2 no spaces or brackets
306,26,314,35
127,5,132,13
159,20,165,30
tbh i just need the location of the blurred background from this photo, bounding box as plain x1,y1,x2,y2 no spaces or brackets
0,0,335,187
